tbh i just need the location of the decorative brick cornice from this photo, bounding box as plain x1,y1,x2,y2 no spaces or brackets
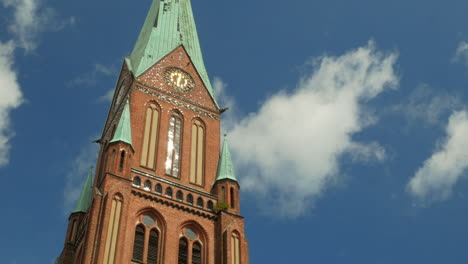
131,168,218,199
131,190,218,221
133,84,220,120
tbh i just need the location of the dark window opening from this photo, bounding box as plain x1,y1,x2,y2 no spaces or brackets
178,238,188,264
207,201,214,211
230,187,235,208
192,242,202,264
132,225,145,262
155,183,162,194
119,150,126,172
133,177,141,187
147,229,159,264
187,194,193,205
197,197,204,208
176,191,183,201
165,187,173,198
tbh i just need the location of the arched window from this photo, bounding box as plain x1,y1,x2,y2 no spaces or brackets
132,214,161,264
207,201,214,211
155,183,162,194
165,187,173,198
196,197,204,208
103,194,123,264
144,180,152,191
141,103,160,169
132,225,145,262
165,112,182,177
187,194,193,205
133,177,141,187
119,150,126,172
147,229,159,264
192,242,202,264
178,238,188,264
230,187,235,208
176,191,183,202
190,119,205,185
231,232,241,264
221,186,226,202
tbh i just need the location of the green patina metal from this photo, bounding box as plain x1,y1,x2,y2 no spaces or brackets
129,0,217,106
111,100,133,146
216,135,238,182
73,168,94,213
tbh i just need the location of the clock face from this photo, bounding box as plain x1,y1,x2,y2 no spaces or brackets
164,67,195,92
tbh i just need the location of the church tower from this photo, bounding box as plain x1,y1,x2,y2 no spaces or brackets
56,1,249,263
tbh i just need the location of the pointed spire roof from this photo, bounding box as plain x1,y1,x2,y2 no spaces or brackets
111,100,133,146
73,167,94,213
216,135,238,182
127,0,217,106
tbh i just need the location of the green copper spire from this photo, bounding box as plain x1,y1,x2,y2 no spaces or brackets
216,135,238,182
128,0,217,105
111,100,133,146
73,167,94,213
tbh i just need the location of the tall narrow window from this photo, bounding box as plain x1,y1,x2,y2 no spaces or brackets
165,112,182,177
147,229,159,264
132,225,145,262
119,150,126,172
231,232,240,264
192,242,202,264
221,186,226,202
178,238,188,264
190,120,205,185
230,188,235,208
141,104,160,169
103,195,123,264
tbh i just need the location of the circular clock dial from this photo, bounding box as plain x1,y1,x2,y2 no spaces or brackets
164,67,195,92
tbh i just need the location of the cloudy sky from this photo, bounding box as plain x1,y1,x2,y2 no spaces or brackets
1,0,468,263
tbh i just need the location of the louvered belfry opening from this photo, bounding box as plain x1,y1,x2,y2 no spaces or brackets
192,242,202,264
178,238,188,264
147,229,159,264
132,225,145,262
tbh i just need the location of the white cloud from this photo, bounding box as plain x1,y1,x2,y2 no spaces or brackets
0,41,23,167
407,110,468,202
212,77,238,132
1,0,74,52
228,41,399,217
390,84,461,126
63,142,98,213
453,41,468,67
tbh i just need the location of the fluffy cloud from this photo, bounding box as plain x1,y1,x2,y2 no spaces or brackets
212,77,238,132
0,41,23,167
453,41,468,67
228,42,399,217
1,0,73,51
390,84,461,126
407,110,468,202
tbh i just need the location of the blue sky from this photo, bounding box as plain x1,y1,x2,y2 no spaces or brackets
1,0,468,263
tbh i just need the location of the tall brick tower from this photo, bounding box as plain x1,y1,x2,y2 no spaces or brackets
56,1,249,263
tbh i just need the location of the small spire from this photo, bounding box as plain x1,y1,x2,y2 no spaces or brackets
111,100,133,146
73,167,94,213
216,135,237,182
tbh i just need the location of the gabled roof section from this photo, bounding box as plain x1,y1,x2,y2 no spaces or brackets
73,168,94,213
110,100,133,146
216,135,238,182
129,0,217,105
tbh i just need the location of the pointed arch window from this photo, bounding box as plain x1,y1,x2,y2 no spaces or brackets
147,229,159,264
131,214,162,264
192,242,202,264
103,194,123,264
165,112,182,177
132,225,145,262
178,238,188,264
190,119,205,185
141,103,160,169
119,150,126,172
231,232,241,264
